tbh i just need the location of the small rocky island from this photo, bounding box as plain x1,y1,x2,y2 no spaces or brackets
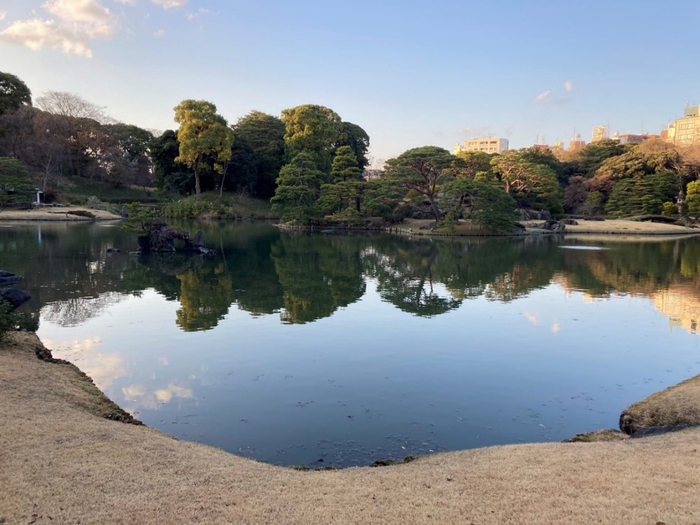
137,222,215,256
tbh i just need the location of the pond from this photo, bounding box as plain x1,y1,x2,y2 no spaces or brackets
2,221,700,467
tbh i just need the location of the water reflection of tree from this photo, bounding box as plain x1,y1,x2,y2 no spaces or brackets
271,234,366,324
176,263,236,332
42,292,127,327
4,221,700,331
362,238,461,316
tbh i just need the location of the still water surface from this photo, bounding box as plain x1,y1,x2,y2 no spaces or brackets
2,222,700,466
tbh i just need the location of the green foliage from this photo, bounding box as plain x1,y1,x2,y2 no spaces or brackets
605,172,680,217
121,203,160,232
230,111,286,199
150,130,194,194
491,152,563,215
281,104,341,174
174,100,234,197
686,180,700,218
454,150,493,179
271,152,327,223
0,300,20,342
0,71,32,115
335,122,370,172
0,157,34,207
443,179,518,233
572,139,628,177
330,145,362,182
662,201,677,217
383,146,456,220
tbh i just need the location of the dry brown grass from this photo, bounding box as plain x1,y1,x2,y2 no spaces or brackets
2,333,700,525
620,374,700,435
526,219,700,235
0,206,120,221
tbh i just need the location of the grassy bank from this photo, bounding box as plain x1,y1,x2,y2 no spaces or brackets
2,332,700,524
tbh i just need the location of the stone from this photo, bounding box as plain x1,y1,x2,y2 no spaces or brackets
0,271,21,286
1,288,31,312
137,223,215,256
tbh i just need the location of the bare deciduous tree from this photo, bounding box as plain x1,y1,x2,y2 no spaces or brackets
36,91,114,124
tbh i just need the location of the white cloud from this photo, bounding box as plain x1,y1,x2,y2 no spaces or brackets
113,0,135,4
534,89,554,103
153,28,164,36
151,0,188,9
0,0,120,56
0,12,7,21
564,80,574,93
43,0,119,37
0,18,93,56
550,323,561,334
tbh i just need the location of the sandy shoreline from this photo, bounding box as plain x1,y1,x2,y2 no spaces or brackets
1,332,700,524
0,206,121,221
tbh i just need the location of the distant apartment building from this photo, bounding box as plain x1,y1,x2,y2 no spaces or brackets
591,125,610,143
569,133,586,152
454,137,509,155
615,133,660,145
665,105,700,146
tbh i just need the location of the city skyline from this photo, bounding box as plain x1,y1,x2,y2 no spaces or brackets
0,0,698,161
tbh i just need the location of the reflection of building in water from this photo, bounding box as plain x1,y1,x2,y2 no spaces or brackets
653,286,700,335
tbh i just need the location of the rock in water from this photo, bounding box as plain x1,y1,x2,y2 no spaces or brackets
1,288,31,312
0,270,22,286
137,223,215,256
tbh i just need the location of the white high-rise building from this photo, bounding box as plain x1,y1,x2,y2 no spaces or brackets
454,137,509,155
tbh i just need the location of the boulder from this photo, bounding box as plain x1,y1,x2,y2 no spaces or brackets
0,270,21,286
1,288,31,312
137,223,215,256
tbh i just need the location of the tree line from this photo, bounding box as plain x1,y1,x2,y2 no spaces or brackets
2,69,700,229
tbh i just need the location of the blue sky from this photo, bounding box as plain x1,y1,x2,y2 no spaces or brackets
0,0,698,163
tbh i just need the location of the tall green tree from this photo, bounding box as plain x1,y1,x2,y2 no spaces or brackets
335,122,370,172
383,146,456,220
271,152,326,223
491,151,563,214
150,130,193,194
231,111,286,198
0,72,32,116
281,104,341,174
443,179,518,233
174,100,234,198
330,145,362,182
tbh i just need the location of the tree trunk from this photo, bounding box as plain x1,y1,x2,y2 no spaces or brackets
428,194,441,221
194,166,201,199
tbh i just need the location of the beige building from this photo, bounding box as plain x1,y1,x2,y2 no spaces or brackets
569,133,586,152
666,105,700,146
454,137,509,155
591,125,610,143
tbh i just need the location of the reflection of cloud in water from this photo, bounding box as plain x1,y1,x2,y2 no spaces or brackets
42,292,128,327
43,336,125,390
522,311,539,325
122,383,194,411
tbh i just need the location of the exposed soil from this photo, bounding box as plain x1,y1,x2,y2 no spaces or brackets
0,206,121,221
1,332,700,525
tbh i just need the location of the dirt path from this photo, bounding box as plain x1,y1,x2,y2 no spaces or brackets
1,332,700,525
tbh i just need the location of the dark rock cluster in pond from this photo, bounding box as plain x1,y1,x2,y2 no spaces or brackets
0,271,31,313
137,223,215,256
0,270,22,286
